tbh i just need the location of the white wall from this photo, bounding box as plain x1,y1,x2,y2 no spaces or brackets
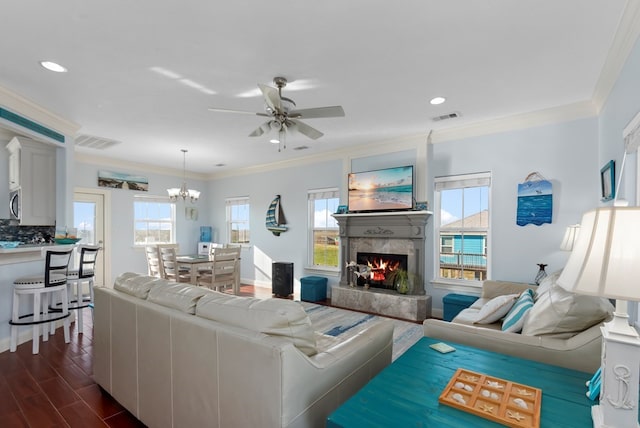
427,117,599,310
208,158,343,292
597,34,640,323
74,161,211,278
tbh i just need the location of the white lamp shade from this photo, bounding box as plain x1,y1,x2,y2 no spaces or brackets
557,207,640,300
559,224,580,251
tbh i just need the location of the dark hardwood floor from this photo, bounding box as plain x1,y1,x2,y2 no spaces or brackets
0,284,288,428
0,306,144,428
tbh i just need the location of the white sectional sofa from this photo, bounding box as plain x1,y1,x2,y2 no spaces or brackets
423,274,614,373
94,273,394,428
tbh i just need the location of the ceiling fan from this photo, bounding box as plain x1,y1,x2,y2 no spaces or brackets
208,77,345,143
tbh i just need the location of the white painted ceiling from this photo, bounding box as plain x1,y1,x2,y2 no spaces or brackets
0,1,629,174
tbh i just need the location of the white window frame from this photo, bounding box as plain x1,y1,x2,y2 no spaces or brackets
226,197,250,245
307,188,340,272
133,195,176,246
433,172,491,290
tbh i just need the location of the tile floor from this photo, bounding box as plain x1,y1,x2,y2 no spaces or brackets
0,308,144,428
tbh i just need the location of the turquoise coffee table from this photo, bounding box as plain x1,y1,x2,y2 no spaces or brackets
327,337,595,427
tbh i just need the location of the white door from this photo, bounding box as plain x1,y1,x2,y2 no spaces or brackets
74,188,110,287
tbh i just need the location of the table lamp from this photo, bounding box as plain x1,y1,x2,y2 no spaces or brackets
559,224,580,251
557,207,640,427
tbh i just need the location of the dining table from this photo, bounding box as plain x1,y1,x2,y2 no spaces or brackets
176,254,241,294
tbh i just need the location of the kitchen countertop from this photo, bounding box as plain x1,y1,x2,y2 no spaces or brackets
0,243,77,265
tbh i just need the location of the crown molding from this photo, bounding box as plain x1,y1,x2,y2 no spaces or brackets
0,85,80,137
592,0,640,112
206,134,428,180
429,101,597,144
74,152,208,181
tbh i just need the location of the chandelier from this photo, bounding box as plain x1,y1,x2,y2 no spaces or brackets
167,149,200,203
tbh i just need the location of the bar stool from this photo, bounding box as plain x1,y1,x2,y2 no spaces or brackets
52,245,100,335
9,248,73,354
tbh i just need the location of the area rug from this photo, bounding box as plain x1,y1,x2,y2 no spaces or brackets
300,301,423,361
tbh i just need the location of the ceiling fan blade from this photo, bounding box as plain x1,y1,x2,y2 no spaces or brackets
208,107,269,117
288,106,345,119
258,84,283,113
290,119,324,140
248,121,272,137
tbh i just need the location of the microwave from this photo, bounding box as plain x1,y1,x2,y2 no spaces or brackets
9,189,20,221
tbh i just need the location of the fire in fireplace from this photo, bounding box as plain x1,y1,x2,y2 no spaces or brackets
356,252,408,289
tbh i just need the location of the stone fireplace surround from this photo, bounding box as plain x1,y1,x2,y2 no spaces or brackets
332,211,432,321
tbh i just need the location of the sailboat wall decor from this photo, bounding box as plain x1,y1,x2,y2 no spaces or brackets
266,194,288,236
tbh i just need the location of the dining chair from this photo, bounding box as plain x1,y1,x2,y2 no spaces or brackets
158,244,191,283
198,246,240,292
145,245,162,278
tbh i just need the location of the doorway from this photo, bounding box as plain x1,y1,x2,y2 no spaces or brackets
73,188,111,287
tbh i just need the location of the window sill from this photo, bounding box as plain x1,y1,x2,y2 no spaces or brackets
431,278,482,294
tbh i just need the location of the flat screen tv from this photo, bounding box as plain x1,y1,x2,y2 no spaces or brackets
348,165,414,212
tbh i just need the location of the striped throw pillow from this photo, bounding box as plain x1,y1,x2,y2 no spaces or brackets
502,289,534,333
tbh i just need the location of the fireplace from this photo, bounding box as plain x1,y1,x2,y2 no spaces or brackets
355,252,408,289
331,211,432,321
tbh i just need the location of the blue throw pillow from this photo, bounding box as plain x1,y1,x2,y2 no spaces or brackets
502,289,534,333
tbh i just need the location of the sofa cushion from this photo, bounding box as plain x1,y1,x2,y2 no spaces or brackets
474,294,518,324
114,272,163,299
534,270,562,300
501,289,534,333
522,282,613,336
196,293,317,356
147,282,211,314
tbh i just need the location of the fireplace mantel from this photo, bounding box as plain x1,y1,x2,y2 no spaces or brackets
332,210,432,239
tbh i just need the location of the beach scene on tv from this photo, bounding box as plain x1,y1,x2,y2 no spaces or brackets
348,166,413,212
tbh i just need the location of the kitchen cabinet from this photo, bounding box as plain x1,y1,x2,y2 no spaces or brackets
8,145,19,190
6,136,56,225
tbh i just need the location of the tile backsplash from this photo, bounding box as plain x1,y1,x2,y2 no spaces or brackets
0,219,56,243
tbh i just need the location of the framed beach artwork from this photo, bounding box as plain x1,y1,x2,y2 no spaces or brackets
98,170,149,191
516,173,553,226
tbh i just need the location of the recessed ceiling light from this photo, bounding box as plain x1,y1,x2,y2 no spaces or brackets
215,163,226,167
270,139,280,144
39,61,68,73
430,96,446,105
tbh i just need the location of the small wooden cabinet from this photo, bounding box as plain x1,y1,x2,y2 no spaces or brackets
6,136,57,226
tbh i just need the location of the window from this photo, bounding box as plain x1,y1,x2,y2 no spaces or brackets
434,172,491,285
226,197,250,244
133,196,176,245
308,188,340,268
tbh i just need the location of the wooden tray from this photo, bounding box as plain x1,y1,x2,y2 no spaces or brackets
439,368,541,427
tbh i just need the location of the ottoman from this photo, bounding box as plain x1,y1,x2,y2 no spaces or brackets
443,293,479,322
301,276,328,302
